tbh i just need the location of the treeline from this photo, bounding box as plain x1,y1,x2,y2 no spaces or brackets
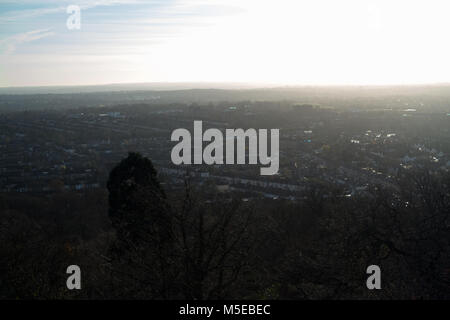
0,153,449,299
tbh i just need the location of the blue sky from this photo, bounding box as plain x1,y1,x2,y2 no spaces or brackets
0,0,246,86
1,0,450,87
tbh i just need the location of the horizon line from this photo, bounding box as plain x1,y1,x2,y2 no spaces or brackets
2,81,450,91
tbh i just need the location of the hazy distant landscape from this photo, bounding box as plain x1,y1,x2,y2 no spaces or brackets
1,84,450,113
1,0,450,303
1,85,449,299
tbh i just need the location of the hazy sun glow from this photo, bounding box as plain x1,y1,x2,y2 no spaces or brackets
1,0,450,86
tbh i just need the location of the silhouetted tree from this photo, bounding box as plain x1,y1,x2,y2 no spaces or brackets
172,177,258,299
106,152,175,298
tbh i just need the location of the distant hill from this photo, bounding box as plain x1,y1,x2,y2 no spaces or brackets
0,84,450,113
0,82,271,95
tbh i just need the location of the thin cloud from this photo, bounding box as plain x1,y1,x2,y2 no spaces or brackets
0,28,55,55
0,0,150,23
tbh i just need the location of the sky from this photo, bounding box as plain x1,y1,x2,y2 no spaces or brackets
1,0,450,87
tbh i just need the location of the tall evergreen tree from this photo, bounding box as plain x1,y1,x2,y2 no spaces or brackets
106,152,174,298
107,152,171,244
